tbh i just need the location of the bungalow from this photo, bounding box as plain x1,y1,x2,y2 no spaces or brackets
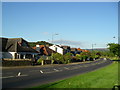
0,38,38,59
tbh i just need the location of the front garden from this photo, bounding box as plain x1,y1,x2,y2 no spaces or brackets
37,51,101,65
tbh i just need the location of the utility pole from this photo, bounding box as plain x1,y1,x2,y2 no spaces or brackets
52,33,59,44
92,44,96,52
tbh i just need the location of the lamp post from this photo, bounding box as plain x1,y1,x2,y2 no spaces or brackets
113,36,116,43
52,33,59,44
51,33,59,64
92,44,96,52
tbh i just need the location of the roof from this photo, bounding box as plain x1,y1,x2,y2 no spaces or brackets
61,45,70,50
77,48,82,51
81,49,89,52
43,45,56,55
33,45,56,55
1,37,38,53
17,44,38,53
0,38,8,52
71,48,77,51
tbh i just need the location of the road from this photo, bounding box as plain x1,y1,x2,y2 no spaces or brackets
2,58,112,88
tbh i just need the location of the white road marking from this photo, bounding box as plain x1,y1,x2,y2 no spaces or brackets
16,74,28,77
2,76,14,79
104,58,107,60
64,67,69,70
2,74,28,79
53,69,59,72
40,70,43,73
17,72,21,76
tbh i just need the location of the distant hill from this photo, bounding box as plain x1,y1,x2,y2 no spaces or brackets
28,41,53,47
86,48,109,52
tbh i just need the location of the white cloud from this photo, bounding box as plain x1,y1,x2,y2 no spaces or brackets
42,32,49,35
53,39,87,48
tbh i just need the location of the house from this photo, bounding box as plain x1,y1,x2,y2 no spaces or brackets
60,45,71,54
70,48,78,55
32,45,56,56
49,45,71,55
49,45,64,55
77,48,83,54
78,48,89,53
81,49,89,52
0,37,38,59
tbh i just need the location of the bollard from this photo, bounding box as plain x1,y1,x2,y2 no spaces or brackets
41,60,44,65
104,58,106,60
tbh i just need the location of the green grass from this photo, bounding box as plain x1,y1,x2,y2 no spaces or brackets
33,62,118,88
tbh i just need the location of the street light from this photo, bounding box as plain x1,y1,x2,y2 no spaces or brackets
92,44,96,51
113,36,116,43
52,33,59,44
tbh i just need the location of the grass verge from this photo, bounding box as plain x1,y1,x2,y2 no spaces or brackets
33,62,118,88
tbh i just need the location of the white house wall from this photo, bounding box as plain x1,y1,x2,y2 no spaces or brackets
49,46,55,51
2,52,38,59
57,47,63,55
9,52,16,59
49,45,64,55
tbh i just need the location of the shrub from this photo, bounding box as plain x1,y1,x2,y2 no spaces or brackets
80,52,91,61
75,54,83,61
37,56,44,64
64,53,73,63
51,53,64,64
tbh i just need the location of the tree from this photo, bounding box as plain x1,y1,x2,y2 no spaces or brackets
51,53,64,64
64,53,73,63
107,43,120,57
28,41,53,47
80,52,91,61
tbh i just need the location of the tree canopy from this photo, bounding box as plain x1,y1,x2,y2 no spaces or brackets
107,43,120,57
28,41,53,47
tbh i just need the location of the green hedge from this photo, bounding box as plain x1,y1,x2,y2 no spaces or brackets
2,60,32,67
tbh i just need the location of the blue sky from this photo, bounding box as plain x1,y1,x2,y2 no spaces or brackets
2,2,118,49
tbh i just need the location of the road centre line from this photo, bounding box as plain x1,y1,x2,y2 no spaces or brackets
2,74,28,79
64,67,69,70
16,74,28,77
2,76,15,79
53,69,59,71
40,70,43,73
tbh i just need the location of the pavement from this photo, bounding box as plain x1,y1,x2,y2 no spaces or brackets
2,58,113,88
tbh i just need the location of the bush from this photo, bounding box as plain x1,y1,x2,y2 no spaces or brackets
64,53,73,63
51,53,64,64
80,52,91,61
37,56,44,65
75,54,83,62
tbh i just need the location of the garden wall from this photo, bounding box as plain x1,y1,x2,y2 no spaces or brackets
2,59,32,67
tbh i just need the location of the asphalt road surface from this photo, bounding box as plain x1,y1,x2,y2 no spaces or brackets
2,58,112,88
